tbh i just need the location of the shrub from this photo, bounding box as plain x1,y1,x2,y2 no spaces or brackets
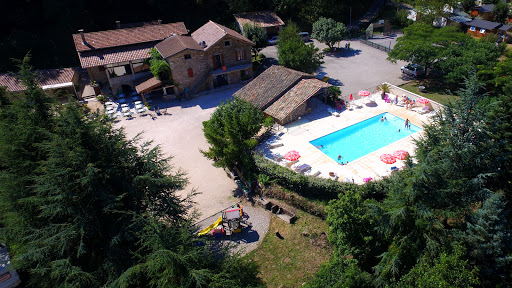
263,184,327,219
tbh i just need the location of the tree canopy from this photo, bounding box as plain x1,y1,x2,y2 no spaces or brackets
201,97,265,173
242,22,267,57
278,22,323,74
311,17,347,50
0,55,261,288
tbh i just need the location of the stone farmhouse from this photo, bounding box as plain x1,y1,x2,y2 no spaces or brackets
72,20,253,98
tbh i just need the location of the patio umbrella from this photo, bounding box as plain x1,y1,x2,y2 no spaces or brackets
393,150,409,160
417,97,429,104
349,94,353,101
380,154,397,164
284,150,301,161
358,90,370,97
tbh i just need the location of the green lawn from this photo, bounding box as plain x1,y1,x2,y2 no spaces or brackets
399,79,458,105
246,209,332,288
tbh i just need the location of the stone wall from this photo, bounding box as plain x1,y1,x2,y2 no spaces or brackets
204,36,252,71
166,49,209,94
87,66,108,84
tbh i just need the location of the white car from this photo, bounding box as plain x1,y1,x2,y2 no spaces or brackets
401,64,425,78
267,36,279,45
0,244,21,288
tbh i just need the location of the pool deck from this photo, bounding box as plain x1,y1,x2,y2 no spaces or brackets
260,95,435,184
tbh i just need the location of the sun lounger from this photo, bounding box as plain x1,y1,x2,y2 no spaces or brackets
269,142,284,149
328,108,340,117
417,106,430,114
271,154,285,162
294,163,311,174
307,171,321,177
284,160,298,168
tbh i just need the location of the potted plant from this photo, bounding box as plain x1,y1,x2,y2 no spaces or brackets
376,83,390,100
90,81,101,96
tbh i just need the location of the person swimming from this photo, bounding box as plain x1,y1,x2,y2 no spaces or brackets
380,116,384,122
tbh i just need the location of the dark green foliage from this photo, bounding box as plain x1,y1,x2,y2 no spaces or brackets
388,23,467,73
457,193,511,286
438,37,504,84
262,184,327,218
149,48,173,82
201,98,264,172
398,244,480,288
493,2,509,23
305,257,374,288
391,9,413,28
278,22,323,74
242,22,267,57
0,57,261,287
311,17,347,50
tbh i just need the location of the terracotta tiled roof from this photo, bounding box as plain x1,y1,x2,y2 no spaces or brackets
77,42,155,68
264,79,331,122
155,35,203,58
191,20,253,50
234,11,285,28
135,76,162,94
0,68,77,92
72,22,188,52
234,65,309,109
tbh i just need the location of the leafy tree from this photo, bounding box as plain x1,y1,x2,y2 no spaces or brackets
493,2,510,24
305,257,374,288
478,51,512,95
460,0,477,11
398,244,480,288
201,98,264,172
149,48,173,82
278,22,323,73
242,22,267,58
414,0,457,25
438,36,503,84
311,17,347,51
326,190,387,271
388,23,466,74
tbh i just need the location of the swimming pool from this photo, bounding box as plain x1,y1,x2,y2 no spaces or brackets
310,112,421,163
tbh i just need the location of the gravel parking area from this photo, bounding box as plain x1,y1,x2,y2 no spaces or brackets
115,85,244,221
195,203,270,255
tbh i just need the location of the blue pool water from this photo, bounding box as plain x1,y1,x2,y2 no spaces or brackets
310,112,421,163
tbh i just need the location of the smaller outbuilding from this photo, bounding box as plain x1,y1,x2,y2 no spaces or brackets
234,11,285,37
0,67,79,96
466,19,502,38
234,65,331,125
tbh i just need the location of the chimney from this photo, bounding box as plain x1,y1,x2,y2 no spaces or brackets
116,21,121,29
78,29,87,45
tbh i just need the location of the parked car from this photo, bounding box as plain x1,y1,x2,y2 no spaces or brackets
267,36,279,45
401,64,425,78
0,244,21,288
298,32,310,42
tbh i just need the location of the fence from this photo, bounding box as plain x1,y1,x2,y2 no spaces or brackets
359,38,392,53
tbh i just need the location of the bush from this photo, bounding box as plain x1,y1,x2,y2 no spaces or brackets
253,153,357,200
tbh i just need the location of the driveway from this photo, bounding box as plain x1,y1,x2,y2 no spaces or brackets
260,38,409,101
115,85,243,221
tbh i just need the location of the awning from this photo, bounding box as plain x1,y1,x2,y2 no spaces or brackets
135,76,162,94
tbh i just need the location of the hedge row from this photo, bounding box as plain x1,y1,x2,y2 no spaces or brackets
253,154,358,200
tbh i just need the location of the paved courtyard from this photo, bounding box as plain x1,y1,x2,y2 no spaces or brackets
115,85,244,221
